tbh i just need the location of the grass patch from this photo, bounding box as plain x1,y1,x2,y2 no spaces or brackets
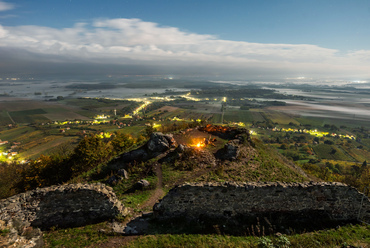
122,190,154,210
162,162,188,188
125,224,370,248
43,223,110,248
113,173,158,211
126,234,258,248
197,140,308,183
0,229,10,236
289,224,370,248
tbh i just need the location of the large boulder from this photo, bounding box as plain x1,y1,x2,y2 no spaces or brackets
146,132,174,152
106,175,123,186
117,169,129,179
163,134,177,148
135,180,150,190
120,148,149,162
215,140,240,161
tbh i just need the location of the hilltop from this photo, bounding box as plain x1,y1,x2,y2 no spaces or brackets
1,113,369,248
2,125,369,247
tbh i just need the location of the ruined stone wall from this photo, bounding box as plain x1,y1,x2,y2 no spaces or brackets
154,182,370,226
0,183,124,230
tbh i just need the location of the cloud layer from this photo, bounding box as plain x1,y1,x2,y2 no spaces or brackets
0,18,369,78
0,1,14,11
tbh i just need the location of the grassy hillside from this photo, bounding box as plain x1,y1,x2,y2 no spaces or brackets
39,126,369,247
1,94,370,247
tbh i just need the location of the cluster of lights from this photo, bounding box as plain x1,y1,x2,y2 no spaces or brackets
181,92,201,102
133,101,151,115
272,127,356,139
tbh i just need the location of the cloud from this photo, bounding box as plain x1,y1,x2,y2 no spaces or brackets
0,1,14,11
0,18,369,78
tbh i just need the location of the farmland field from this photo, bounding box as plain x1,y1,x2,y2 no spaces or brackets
312,144,353,161
223,110,254,123
9,109,49,123
264,109,299,125
0,111,11,125
0,126,36,141
0,82,370,166
21,136,77,159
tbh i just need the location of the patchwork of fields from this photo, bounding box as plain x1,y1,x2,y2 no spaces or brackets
0,94,369,168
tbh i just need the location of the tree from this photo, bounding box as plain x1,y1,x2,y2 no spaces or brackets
144,123,156,138
362,160,367,169
111,132,134,155
70,134,111,175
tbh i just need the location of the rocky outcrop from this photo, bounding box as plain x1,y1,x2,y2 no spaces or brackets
147,132,176,153
154,182,370,233
215,140,241,160
0,218,44,248
135,179,150,190
114,132,177,165
199,124,251,141
0,183,124,230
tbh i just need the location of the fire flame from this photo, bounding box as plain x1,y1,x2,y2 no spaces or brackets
191,141,205,148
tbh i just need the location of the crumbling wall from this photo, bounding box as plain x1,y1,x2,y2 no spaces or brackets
154,182,370,229
0,183,124,230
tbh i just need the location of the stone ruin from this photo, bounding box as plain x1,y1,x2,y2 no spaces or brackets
0,183,124,247
154,181,370,234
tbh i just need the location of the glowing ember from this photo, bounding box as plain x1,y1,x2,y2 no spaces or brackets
191,141,205,148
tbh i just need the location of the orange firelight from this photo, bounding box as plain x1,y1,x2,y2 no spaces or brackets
191,141,204,148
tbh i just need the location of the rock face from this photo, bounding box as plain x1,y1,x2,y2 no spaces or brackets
119,148,149,163
113,132,177,166
0,183,124,230
146,132,177,153
154,182,370,232
215,140,241,160
0,219,44,248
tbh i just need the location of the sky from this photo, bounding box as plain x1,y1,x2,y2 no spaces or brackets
0,0,370,80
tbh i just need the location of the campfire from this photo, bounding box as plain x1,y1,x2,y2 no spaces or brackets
190,136,216,148
195,142,205,148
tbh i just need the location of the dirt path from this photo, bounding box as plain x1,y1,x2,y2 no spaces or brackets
98,163,166,247
139,163,165,210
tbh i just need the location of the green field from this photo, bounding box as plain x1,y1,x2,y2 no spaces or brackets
0,111,11,125
223,110,254,123
0,126,35,141
311,144,354,161
9,109,49,123
264,110,299,125
21,136,76,159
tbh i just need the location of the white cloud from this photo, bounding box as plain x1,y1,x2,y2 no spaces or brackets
0,1,14,11
0,18,369,78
